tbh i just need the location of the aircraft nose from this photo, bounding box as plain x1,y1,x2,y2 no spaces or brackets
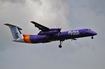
91,31,97,35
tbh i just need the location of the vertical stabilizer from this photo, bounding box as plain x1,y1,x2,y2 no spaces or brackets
4,23,23,40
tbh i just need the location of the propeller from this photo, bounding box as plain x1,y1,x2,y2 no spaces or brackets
57,28,62,36
56,23,62,33
57,28,62,32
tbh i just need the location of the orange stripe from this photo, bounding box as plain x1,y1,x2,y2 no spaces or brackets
23,34,32,43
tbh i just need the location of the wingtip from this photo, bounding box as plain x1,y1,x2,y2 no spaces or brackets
30,21,35,23
4,23,8,25
30,21,38,25
4,23,11,26
4,23,7,25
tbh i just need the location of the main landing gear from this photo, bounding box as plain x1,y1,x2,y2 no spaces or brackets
58,41,63,48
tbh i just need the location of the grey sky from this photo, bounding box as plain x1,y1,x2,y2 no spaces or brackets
0,0,105,69
1,0,25,3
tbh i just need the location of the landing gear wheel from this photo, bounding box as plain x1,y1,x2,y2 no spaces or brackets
59,45,62,48
58,40,64,48
91,36,94,39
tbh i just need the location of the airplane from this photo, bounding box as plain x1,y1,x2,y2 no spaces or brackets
4,21,97,48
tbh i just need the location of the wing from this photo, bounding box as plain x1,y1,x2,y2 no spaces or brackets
31,21,50,31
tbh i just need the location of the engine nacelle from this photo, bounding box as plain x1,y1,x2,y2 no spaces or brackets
38,28,61,35
38,30,58,35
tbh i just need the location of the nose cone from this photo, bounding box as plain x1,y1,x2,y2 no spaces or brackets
91,31,97,35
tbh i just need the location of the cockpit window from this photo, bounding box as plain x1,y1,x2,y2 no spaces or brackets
85,29,91,31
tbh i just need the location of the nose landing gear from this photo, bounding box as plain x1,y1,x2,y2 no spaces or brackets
59,44,62,48
58,40,63,48
91,36,94,39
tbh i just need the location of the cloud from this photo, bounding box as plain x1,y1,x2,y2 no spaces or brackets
88,0,105,16
1,0,105,69
67,0,105,69
0,0,72,69
0,0,70,33
0,0,71,51
0,0,25,3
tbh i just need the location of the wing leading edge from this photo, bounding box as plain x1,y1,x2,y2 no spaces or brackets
31,21,50,31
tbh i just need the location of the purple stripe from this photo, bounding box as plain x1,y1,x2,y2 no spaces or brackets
30,35,38,43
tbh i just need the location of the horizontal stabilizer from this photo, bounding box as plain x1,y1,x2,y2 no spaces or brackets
4,23,22,30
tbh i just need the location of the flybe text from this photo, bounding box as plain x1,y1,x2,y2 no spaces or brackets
68,30,80,35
